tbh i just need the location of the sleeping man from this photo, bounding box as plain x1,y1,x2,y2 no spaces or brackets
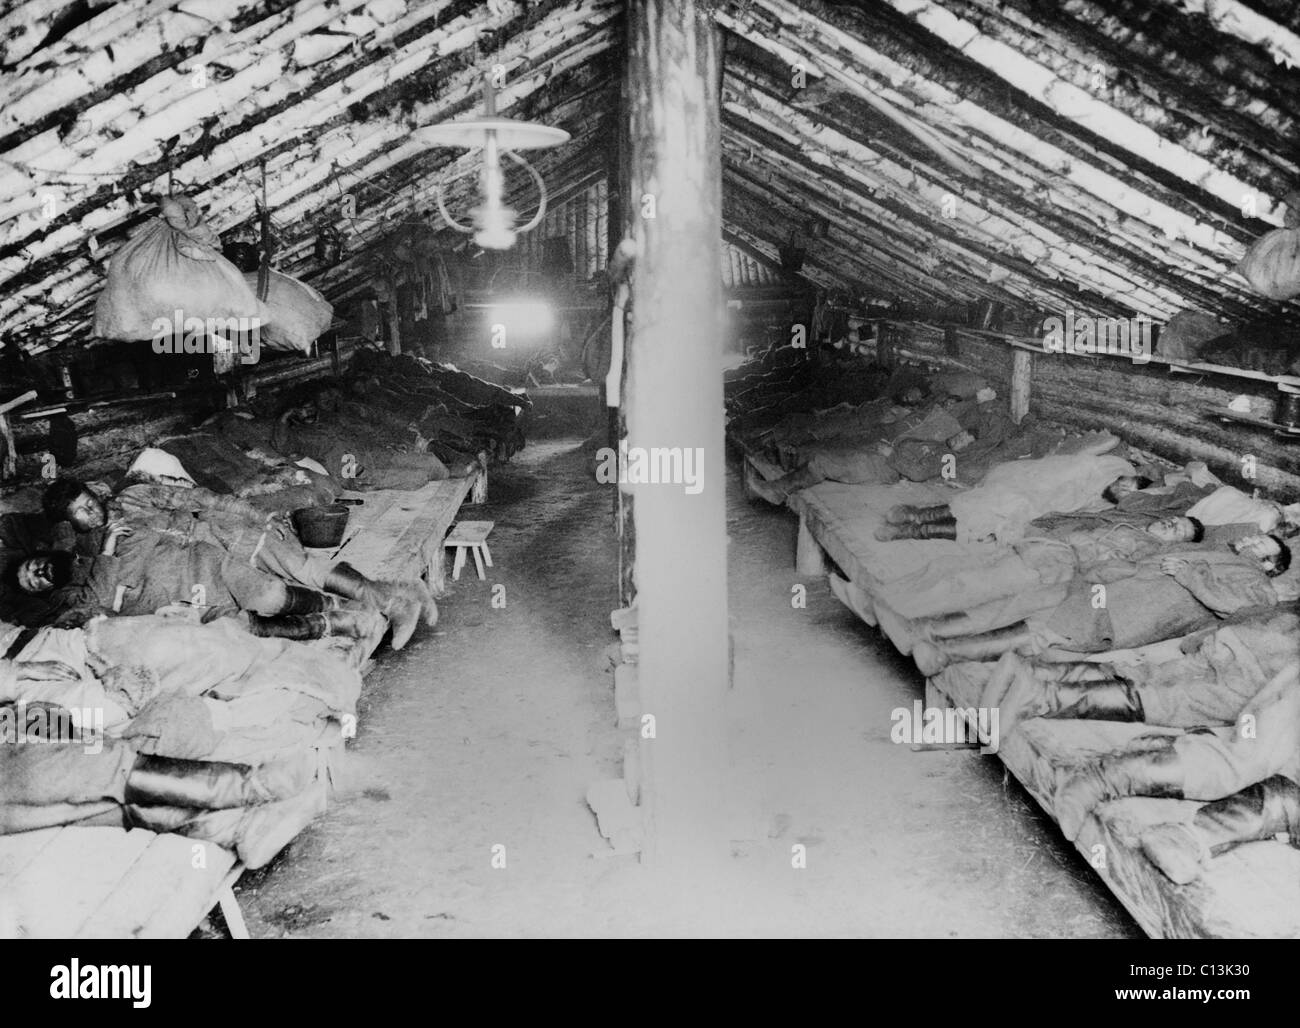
875,453,1142,543
13,525,385,644
975,611,1300,887
29,462,436,647
909,522,1287,673
1032,531,1289,654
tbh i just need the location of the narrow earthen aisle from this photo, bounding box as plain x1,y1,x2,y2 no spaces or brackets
235,438,1137,937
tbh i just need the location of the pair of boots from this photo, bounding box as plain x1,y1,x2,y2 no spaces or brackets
911,622,1037,676
1053,739,1185,841
248,563,436,651
1139,776,1300,884
324,562,437,651
127,789,323,870
123,752,321,870
980,656,1143,743
248,588,381,645
123,751,314,810
875,504,957,541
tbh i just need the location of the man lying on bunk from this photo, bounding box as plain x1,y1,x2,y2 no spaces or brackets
910,523,1288,671
32,458,434,646
986,570,1293,743
875,452,1143,543
12,525,390,644
0,657,316,864
727,343,887,419
271,391,460,490
748,388,1040,503
975,614,1300,887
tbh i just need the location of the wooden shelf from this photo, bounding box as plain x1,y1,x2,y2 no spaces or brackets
877,319,1300,391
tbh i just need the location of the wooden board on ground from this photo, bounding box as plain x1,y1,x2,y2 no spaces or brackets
1,826,237,939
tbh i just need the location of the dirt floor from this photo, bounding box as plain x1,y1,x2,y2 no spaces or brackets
235,432,1140,938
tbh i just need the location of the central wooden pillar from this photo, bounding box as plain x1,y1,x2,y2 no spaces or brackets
625,0,731,870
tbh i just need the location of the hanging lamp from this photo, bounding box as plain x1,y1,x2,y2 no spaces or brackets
416,76,569,250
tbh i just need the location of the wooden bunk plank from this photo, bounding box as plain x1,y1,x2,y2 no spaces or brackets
372,476,476,593
0,826,65,881
1002,719,1300,938
77,833,237,939
4,826,156,938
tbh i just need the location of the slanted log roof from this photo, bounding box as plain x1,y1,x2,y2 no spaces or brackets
1,0,1297,355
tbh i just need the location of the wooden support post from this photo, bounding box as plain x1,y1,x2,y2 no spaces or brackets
795,515,828,575
612,30,637,610
0,390,38,481
216,885,249,939
626,0,730,871
1010,348,1033,424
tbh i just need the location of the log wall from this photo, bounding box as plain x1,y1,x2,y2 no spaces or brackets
894,322,1300,499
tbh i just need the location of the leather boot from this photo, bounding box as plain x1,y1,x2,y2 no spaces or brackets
123,752,314,809
999,676,1143,743
322,562,371,603
886,504,919,525
1054,743,1185,841
126,786,325,869
323,608,386,641
885,503,950,525
914,504,954,524
918,621,1034,674
876,517,958,542
248,613,329,640
1140,776,1300,884
278,585,338,615
327,562,435,650
979,651,1023,709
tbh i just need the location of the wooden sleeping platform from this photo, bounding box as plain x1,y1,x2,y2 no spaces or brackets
789,476,1300,937
927,663,1300,938
0,468,483,939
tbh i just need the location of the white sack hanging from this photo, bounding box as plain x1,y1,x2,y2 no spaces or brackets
242,269,334,355
93,196,266,340
1236,227,1300,301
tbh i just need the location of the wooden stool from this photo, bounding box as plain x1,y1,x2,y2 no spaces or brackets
444,520,494,581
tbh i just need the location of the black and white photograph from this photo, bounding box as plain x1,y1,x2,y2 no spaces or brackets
0,0,1296,968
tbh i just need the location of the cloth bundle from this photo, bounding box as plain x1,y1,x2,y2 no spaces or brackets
242,269,334,355
93,196,266,341
1157,311,1229,361
1236,228,1300,301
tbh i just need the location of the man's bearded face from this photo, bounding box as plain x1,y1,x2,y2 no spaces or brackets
1232,534,1282,574
16,555,68,594
67,491,106,532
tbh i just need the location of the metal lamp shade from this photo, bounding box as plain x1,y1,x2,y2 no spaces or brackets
414,118,570,151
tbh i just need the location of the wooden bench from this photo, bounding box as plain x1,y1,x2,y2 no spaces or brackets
0,469,484,939
444,520,495,581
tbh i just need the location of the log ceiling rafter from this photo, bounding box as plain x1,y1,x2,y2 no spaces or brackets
720,50,1281,322
0,0,622,349
1,0,1298,356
